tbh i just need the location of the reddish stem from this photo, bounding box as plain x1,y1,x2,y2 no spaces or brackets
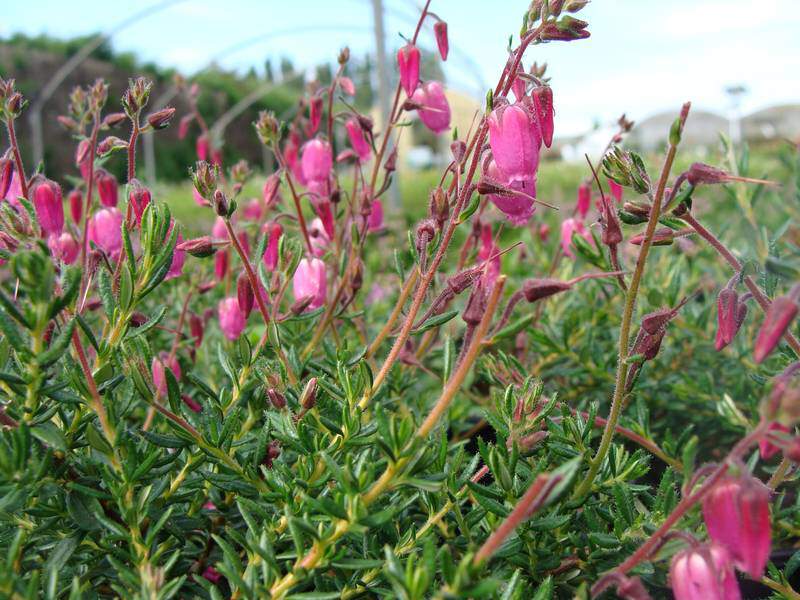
5,118,28,199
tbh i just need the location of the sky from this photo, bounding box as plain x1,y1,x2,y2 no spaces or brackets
2,0,799,137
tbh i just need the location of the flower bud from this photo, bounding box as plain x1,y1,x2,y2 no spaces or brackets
686,162,731,186
345,118,371,162
522,278,571,302
702,473,771,578
213,190,229,217
96,136,128,157
308,96,323,135
299,377,318,410
576,183,591,218
338,46,350,65
397,43,421,96
102,112,127,128
462,283,488,325
236,272,254,319
190,312,204,347
670,544,740,600
31,177,64,235
540,15,590,41
429,186,450,229
754,294,798,363
531,86,554,148
95,169,118,208
146,106,175,130
192,161,218,201
338,76,356,96
262,222,283,271
266,388,286,409
0,156,12,199
218,297,245,340
715,286,748,351
68,189,83,225
434,21,449,61
128,179,152,226
254,110,281,146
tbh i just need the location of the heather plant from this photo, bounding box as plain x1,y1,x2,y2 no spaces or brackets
1,1,800,599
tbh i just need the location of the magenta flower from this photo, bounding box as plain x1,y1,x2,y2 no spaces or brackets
196,135,210,161
434,21,449,61
308,217,331,257
47,232,79,265
3,169,23,208
166,232,186,280
68,189,82,225
670,544,741,600
215,250,229,281
313,199,335,239
301,138,333,185
75,139,91,180
411,81,451,134
95,169,118,207
242,198,263,221
367,198,385,233
576,182,591,218
31,178,64,236
397,43,421,96
128,180,151,226
88,207,123,257
531,86,554,148
338,77,356,96
263,172,281,208
212,216,228,240
477,223,500,289
284,131,306,185
237,272,254,319
488,104,541,185
560,217,591,259
715,286,747,351
218,297,246,340
293,257,327,310
0,158,12,199
702,473,771,578
483,159,536,225
202,566,222,585
262,222,283,271
345,118,371,162
608,178,623,203
308,96,323,135
754,295,799,363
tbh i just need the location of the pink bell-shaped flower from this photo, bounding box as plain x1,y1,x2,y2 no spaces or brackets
212,216,228,240
397,43,421,97
560,217,591,259
262,222,283,271
367,198,384,233
196,135,210,162
754,294,799,363
218,297,246,340
670,544,741,600
242,198,263,221
338,77,356,96
88,207,123,257
68,189,83,225
95,169,118,207
293,257,327,310
301,138,333,185
47,232,79,265
576,182,591,218
702,473,771,578
166,232,186,280
477,223,500,289
31,177,64,236
345,118,372,162
488,103,541,184
284,131,306,185
411,81,451,134
214,249,229,281
3,169,23,208
308,217,331,257
75,139,91,180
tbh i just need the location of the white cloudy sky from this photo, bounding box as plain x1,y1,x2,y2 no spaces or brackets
2,0,799,136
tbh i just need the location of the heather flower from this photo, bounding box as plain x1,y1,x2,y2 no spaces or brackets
670,544,740,600
754,295,799,363
214,250,229,281
0,157,12,199
715,285,748,351
345,118,371,162
152,353,181,397
576,182,591,218
212,216,228,241
608,178,623,202
242,198,263,221
531,86,554,148
293,257,327,310
31,177,64,236
68,189,83,225
367,198,385,233
411,81,451,134
702,473,771,578
560,217,591,259
166,232,186,280
196,135,210,161
488,104,541,183
128,179,151,226
301,138,333,185
284,131,306,185
477,223,501,288
47,232,79,265
237,272,254,319
95,169,118,207
262,222,283,271
75,139,91,179
338,76,356,95
88,207,123,257
308,96,323,135
434,21,449,60
483,159,536,225
397,43,421,96
218,297,246,340
263,172,281,207
3,169,23,208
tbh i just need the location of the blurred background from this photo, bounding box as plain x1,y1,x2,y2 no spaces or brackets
1,0,799,223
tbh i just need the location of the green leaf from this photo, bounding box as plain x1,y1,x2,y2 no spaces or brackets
31,422,67,451
413,310,459,335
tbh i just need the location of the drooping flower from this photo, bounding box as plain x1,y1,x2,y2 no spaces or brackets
293,257,327,310
218,297,246,340
284,131,306,185
754,295,799,363
262,222,283,271
411,81,451,134
702,473,771,578
483,159,536,225
95,169,118,207
3,169,23,208
608,177,623,203
434,21,449,60
338,76,356,96
75,139,91,180
715,285,748,351
0,157,12,199
31,178,64,236
212,216,228,240
308,96,323,135
345,118,371,162
68,189,83,225
397,43,421,96
670,544,741,600
531,86,554,148
196,135,210,161
47,232,79,264
576,182,591,218
215,250,229,281
301,138,333,185
263,172,281,208
367,198,384,233
88,207,123,257
488,104,541,183
166,232,186,280
128,179,151,226
477,223,501,289
242,198,263,221
560,217,591,259
237,272,254,319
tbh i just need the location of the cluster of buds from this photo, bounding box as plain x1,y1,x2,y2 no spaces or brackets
122,76,152,118
0,78,24,121
539,15,590,41
254,110,281,146
602,146,651,194
191,161,220,202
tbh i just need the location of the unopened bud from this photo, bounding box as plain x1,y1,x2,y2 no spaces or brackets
102,112,127,128
299,377,318,410
266,388,286,409
146,106,176,130
429,187,449,228
254,110,281,145
754,294,799,363
177,236,217,258
96,136,128,156
338,47,350,65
